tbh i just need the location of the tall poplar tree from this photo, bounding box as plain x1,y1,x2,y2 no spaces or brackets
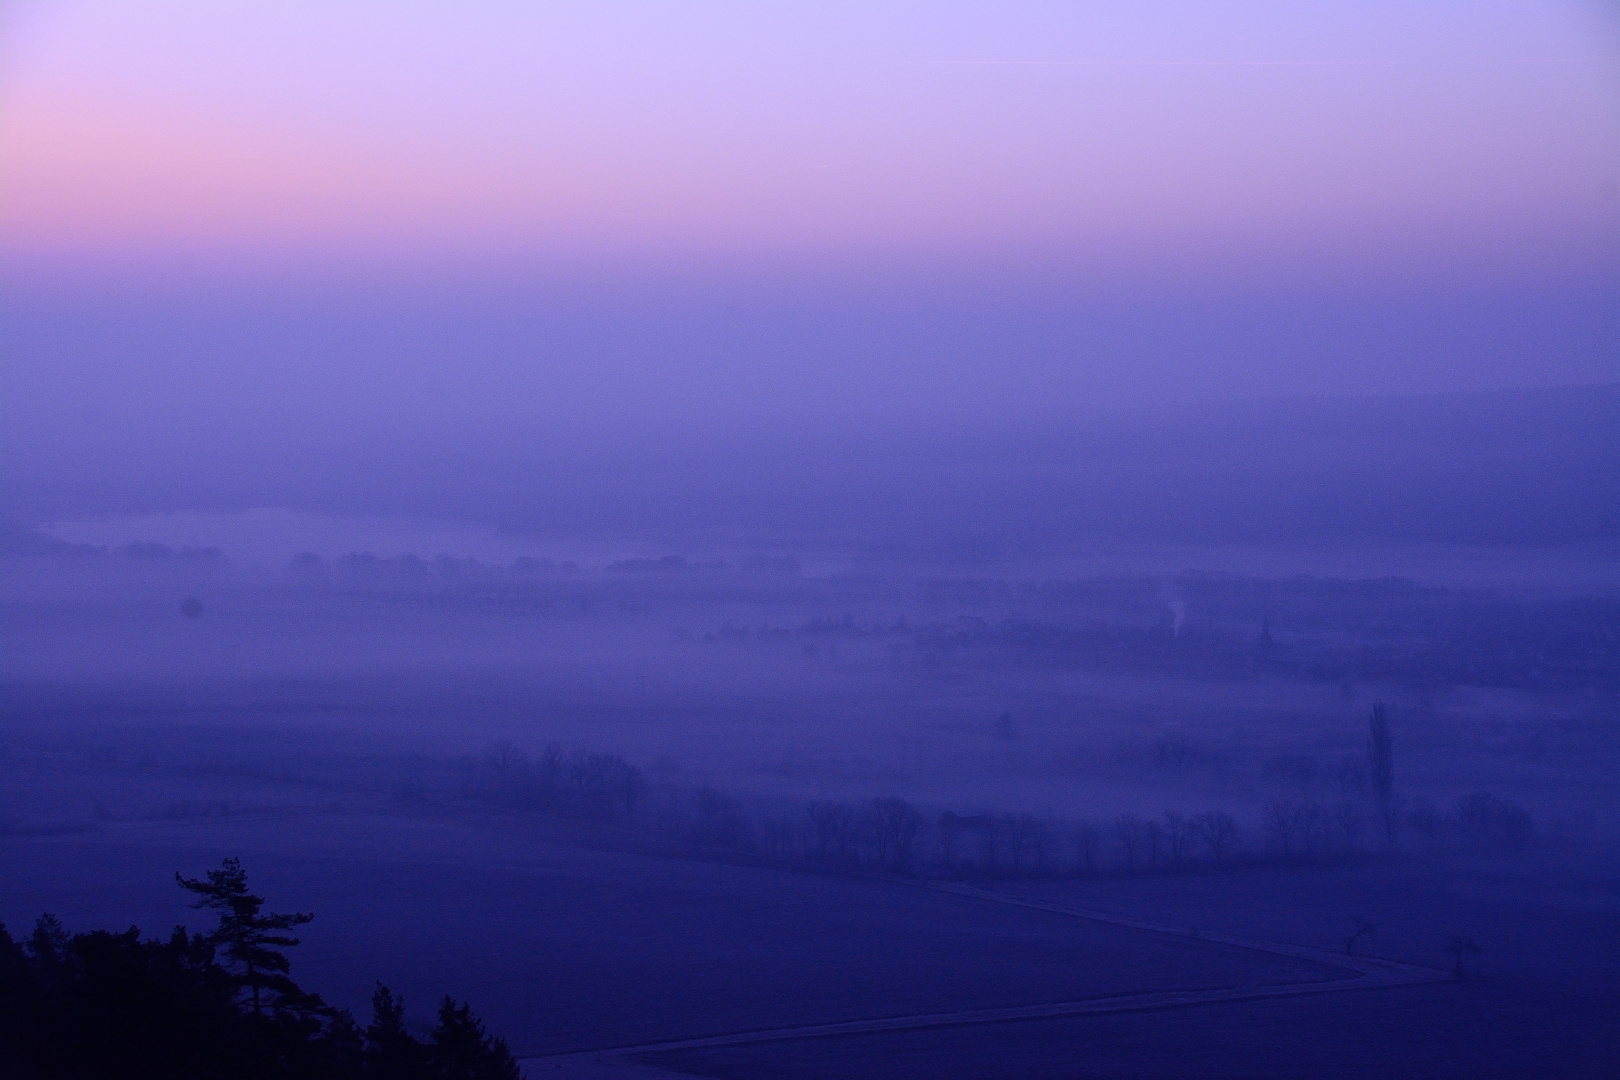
1368,703,1396,844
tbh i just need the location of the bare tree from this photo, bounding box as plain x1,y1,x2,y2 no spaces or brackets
1030,819,1055,874
1368,703,1396,844
1074,822,1102,873
483,741,523,771
1112,813,1146,870
1163,811,1192,868
565,750,646,817
1263,801,1303,861
808,801,856,860
1299,801,1331,857
1334,798,1366,853
978,813,1005,870
869,798,922,871
938,812,966,871
1451,792,1535,849
756,815,800,858
1191,811,1239,865
1005,814,1036,872
1143,820,1165,868
539,742,565,786
691,786,751,848
1405,797,1441,845
947,813,995,870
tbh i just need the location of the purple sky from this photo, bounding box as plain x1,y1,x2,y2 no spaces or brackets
3,3,1616,277
1,3,1617,529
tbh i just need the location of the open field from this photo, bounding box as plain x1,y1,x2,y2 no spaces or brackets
3,552,1616,1076
3,738,1613,1078
638,980,1620,1079
989,854,1620,986
1,806,1346,1058
531,852,1617,1077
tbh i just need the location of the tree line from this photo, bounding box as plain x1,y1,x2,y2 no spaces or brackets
0,859,519,1080
461,708,1540,880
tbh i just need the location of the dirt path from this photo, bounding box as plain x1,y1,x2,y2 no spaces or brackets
518,878,1449,1077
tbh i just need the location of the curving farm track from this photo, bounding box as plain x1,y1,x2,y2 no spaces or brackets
518,878,1450,1078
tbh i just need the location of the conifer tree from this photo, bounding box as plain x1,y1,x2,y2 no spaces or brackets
430,995,521,1080
1,864,519,1079
366,983,431,1079
176,857,316,1016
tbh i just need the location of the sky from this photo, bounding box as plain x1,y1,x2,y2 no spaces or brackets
1,2,1617,536
2,2,1617,275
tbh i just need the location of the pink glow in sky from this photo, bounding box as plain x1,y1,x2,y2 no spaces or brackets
3,1,1617,279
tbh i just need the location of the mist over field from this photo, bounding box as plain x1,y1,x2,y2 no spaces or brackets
2,3,1618,1078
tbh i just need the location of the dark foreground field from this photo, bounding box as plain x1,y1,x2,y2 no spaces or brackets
0,806,1337,1056
641,980,1618,1079
1,788,1614,1078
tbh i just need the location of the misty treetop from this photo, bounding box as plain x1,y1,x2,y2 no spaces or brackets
0,860,518,1080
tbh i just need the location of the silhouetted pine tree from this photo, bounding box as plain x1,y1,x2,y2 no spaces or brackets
430,995,521,1080
0,861,521,1080
177,857,318,1016
366,983,433,1079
